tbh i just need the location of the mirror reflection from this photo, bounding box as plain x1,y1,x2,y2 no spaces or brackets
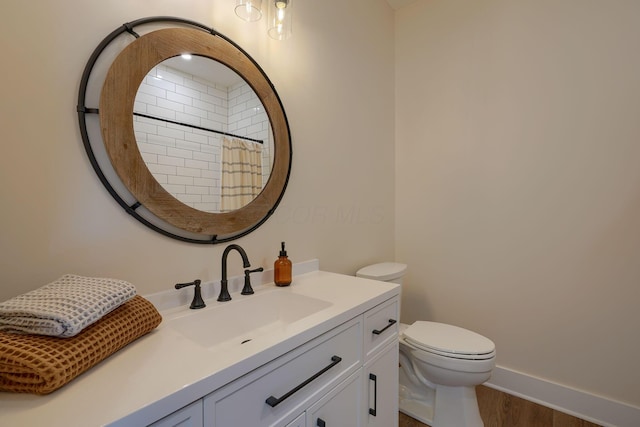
133,55,274,213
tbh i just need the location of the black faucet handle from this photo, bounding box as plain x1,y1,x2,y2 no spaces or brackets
175,279,206,309
241,267,264,295
175,279,201,289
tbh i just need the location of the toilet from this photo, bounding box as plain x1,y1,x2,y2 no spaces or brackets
356,262,495,427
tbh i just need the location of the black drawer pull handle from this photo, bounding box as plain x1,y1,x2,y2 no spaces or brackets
265,355,342,408
372,319,397,335
317,418,326,427
369,373,378,416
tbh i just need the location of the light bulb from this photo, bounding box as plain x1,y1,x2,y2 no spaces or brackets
268,0,292,40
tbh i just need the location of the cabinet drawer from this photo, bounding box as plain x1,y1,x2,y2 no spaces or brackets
204,317,362,427
363,297,399,361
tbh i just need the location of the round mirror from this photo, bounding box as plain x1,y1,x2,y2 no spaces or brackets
78,17,291,244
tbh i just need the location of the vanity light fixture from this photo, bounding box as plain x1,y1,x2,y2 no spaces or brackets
267,0,293,40
235,0,263,22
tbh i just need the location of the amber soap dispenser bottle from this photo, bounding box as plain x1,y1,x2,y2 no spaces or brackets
274,242,292,287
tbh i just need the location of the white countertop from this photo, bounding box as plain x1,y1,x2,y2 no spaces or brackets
0,264,399,427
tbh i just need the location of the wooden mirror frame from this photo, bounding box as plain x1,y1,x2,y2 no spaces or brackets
78,18,291,243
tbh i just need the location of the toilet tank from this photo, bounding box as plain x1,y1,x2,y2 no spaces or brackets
356,262,407,285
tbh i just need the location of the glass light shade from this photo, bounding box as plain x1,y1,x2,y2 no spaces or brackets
267,0,293,40
235,0,263,22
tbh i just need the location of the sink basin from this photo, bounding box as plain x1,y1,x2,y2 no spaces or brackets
166,290,332,351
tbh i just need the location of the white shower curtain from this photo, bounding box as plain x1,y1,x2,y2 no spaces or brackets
220,137,263,212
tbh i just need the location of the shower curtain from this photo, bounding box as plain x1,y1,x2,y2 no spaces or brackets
220,137,263,212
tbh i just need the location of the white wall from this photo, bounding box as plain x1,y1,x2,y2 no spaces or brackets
0,0,395,299
395,0,640,410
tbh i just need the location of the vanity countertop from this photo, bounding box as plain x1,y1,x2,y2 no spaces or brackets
0,267,399,427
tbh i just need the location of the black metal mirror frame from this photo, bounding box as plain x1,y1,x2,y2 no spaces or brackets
77,17,292,244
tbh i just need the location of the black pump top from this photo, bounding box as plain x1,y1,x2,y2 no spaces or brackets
279,241,288,257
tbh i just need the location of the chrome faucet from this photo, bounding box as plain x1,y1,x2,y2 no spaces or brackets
218,244,252,302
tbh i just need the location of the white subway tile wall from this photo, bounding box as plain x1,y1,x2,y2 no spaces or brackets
134,63,272,212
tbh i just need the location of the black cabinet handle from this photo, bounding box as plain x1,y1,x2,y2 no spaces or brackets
372,319,397,335
265,356,342,407
369,373,378,416
317,418,326,427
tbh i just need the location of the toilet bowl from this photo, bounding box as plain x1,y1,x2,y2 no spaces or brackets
400,322,495,426
356,263,496,427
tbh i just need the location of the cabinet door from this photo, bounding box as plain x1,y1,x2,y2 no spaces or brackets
363,341,399,427
148,400,203,427
285,412,305,427
306,370,362,427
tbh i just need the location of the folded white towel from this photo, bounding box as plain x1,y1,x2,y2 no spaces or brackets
0,274,137,337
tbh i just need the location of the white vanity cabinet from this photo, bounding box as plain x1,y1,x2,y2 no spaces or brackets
145,296,399,427
203,297,399,427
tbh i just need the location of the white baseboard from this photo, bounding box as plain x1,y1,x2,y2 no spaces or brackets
485,366,640,427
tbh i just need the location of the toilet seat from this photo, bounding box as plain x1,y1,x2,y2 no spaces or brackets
403,321,495,361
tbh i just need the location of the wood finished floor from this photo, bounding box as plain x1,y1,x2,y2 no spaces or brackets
398,385,603,427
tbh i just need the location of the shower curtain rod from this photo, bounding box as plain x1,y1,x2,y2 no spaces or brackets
134,112,264,144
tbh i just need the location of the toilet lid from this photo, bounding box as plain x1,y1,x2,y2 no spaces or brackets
403,321,495,359
356,262,407,281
